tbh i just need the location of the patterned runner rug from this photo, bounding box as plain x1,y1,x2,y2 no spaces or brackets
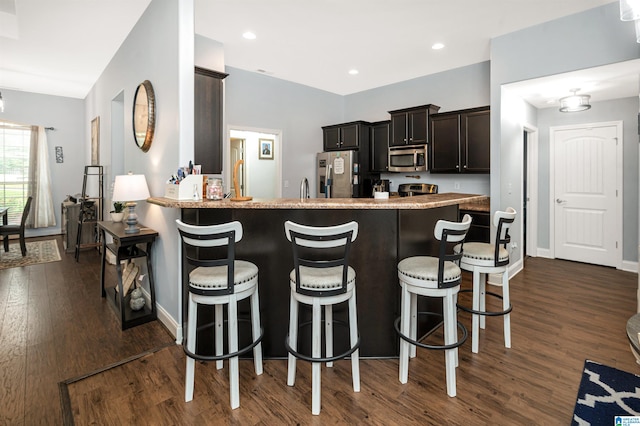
0,239,61,270
573,359,640,425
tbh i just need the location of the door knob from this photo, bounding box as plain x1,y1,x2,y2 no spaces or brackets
556,198,566,204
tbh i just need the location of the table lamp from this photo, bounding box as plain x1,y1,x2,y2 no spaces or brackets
112,172,150,234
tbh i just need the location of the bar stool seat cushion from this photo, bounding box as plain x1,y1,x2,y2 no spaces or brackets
398,256,461,287
290,265,356,291
455,242,509,267
189,260,258,290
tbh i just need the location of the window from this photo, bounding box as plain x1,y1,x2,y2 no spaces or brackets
0,121,31,224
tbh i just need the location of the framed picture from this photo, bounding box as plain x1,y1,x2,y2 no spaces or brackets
91,116,100,165
259,138,274,160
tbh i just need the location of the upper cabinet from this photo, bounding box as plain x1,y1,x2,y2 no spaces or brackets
370,120,390,172
194,66,228,174
388,104,440,147
430,106,490,173
322,121,370,151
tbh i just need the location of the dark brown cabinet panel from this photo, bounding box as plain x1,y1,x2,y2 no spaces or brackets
194,67,228,174
388,104,440,147
459,209,490,243
322,121,368,151
370,120,390,172
430,106,490,173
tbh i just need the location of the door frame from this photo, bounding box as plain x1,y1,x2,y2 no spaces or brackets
548,120,623,269
226,124,283,198
523,123,538,258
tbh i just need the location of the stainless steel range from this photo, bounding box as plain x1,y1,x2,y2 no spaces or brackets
398,183,438,197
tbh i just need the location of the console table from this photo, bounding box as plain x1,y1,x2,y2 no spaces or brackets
98,221,158,330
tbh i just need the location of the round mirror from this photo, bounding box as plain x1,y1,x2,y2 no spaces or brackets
133,80,155,152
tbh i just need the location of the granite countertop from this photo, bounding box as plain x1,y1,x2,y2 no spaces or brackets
459,199,490,212
147,192,488,210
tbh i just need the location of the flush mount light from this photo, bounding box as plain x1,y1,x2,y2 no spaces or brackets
559,88,591,113
348,69,359,75
242,31,256,40
431,43,445,50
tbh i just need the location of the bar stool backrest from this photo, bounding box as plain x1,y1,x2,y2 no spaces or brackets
284,220,358,298
434,214,472,288
176,219,243,296
493,208,516,267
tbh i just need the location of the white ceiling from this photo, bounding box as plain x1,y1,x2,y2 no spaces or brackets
2,0,637,108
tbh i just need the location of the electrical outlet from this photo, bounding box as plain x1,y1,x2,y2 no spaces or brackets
454,182,460,190
284,180,289,188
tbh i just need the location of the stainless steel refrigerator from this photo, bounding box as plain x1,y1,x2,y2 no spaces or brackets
316,151,359,198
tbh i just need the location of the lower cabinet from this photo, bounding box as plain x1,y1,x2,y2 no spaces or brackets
460,209,490,243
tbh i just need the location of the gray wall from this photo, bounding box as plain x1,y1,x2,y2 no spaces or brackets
224,66,344,198
491,2,640,267
536,96,639,260
85,0,186,327
0,89,85,237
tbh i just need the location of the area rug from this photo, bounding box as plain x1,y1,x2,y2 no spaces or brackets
0,239,61,270
572,359,640,425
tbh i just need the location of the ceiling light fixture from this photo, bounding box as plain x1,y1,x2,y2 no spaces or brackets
559,88,591,113
242,31,256,40
431,43,445,50
348,69,359,75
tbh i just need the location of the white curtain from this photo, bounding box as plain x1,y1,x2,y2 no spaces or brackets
27,126,56,228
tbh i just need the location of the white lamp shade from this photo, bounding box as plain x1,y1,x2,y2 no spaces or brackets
620,0,640,20
112,174,150,202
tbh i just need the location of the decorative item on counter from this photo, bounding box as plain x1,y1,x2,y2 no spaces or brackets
230,159,252,202
110,201,125,222
207,178,224,200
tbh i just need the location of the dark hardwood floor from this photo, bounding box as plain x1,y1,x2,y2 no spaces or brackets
1,235,638,425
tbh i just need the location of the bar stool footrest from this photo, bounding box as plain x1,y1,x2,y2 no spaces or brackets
457,289,513,316
285,319,360,363
394,311,468,350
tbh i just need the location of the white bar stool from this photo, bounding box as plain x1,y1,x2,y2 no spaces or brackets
395,214,472,397
176,220,263,409
284,220,360,415
456,208,516,353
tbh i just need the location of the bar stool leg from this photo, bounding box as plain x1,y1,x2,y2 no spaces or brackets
215,304,224,370
443,291,457,397
472,269,481,354
502,272,511,348
250,288,263,375
325,305,333,367
479,273,487,330
185,296,198,402
287,295,299,386
228,296,240,410
349,291,360,392
399,284,411,384
312,298,322,415
409,291,418,359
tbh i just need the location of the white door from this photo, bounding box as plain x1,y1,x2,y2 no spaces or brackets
230,138,245,196
552,123,621,267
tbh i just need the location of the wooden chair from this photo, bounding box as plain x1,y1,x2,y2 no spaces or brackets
1,196,33,256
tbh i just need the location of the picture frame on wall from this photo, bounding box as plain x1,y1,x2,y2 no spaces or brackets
91,116,100,165
259,138,274,160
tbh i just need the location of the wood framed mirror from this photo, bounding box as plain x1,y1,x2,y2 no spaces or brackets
133,80,155,152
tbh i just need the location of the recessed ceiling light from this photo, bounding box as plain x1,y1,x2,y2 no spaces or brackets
348,69,359,75
243,31,256,40
431,43,445,50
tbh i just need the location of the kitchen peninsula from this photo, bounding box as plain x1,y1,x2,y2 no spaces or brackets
149,193,487,358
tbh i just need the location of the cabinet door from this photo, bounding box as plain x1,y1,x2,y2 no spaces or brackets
371,122,390,172
323,126,341,151
408,109,428,145
430,114,460,173
340,123,360,149
194,68,226,174
462,109,490,173
390,113,408,146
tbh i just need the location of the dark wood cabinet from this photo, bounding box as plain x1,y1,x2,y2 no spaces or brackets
370,120,390,172
459,209,490,243
388,104,440,147
430,106,490,173
322,121,369,151
194,67,228,174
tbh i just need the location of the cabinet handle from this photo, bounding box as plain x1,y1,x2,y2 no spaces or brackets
456,165,459,169
463,164,467,169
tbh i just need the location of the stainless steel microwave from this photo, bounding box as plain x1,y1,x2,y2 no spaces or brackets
388,145,428,172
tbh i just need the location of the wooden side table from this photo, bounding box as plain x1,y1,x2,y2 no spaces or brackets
98,221,158,330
